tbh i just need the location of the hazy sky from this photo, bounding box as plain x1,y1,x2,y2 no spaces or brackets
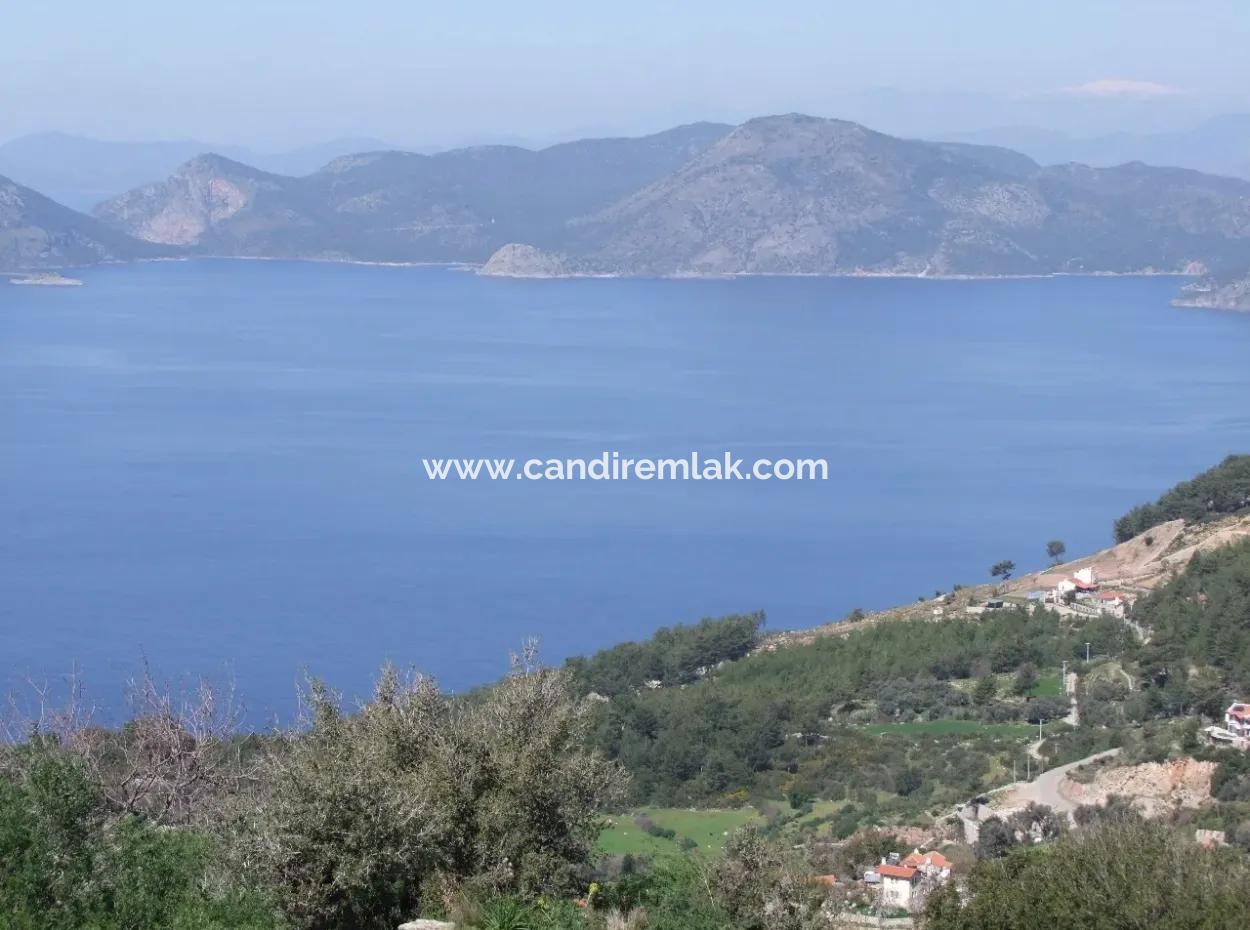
5,0,1250,148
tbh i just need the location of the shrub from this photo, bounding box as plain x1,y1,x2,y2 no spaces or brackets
239,658,626,930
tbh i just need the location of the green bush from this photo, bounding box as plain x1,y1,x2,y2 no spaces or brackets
926,818,1250,929
0,749,279,930
238,663,626,930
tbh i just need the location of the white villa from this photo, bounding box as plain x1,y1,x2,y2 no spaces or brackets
878,864,919,910
1226,702,1250,739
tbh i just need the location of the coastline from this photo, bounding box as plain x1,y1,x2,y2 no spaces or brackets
5,254,1217,291
473,267,1200,282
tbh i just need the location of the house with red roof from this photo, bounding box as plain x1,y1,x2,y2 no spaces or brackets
878,863,919,910
1226,702,1250,739
1055,568,1095,598
901,849,953,878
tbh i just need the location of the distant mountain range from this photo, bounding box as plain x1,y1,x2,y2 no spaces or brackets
4,115,1249,309
91,122,734,262
0,133,400,211
943,114,1250,182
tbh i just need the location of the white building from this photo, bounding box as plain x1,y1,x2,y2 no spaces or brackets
878,864,919,910
1225,702,1250,739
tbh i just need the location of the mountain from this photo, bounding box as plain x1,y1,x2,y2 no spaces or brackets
92,154,313,251
80,114,1250,284
489,114,1250,277
945,114,1250,181
0,133,400,210
92,122,733,262
0,174,165,272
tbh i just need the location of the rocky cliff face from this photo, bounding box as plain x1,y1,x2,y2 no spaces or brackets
0,174,162,271
93,154,294,247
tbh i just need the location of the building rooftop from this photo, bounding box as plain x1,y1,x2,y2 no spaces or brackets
878,864,918,880
902,850,952,870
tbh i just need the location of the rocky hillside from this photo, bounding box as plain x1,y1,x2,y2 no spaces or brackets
492,114,1250,276
0,174,163,272
92,123,732,263
92,154,300,249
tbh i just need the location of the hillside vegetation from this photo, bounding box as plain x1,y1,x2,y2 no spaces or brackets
1114,454,1250,542
8,461,1250,928
566,611,763,697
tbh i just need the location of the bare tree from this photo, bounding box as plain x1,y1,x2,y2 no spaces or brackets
3,661,249,826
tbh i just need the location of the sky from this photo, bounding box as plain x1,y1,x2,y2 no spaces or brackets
4,0,1250,149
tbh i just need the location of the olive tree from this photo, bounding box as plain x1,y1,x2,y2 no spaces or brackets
238,648,626,930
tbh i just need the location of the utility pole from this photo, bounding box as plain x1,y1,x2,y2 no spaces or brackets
1085,642,1091,662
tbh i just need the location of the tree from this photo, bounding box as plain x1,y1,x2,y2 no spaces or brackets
241,652,627,930
990,560,1016,582
895,768,923,796
1046,540,1066,564
973,816,1018,860
972,674,998,706
707,828,833,930
1006,802,1063,842
929,818,1250,930
1012,662,1038,696
1,663,248,828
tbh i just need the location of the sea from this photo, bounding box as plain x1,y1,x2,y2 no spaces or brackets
4,260,1249,721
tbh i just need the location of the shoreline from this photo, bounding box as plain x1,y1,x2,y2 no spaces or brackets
9,257,1228,303
476,268,1198,282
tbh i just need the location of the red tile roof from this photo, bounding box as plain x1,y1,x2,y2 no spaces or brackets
878,864,918,880
903,851,952,870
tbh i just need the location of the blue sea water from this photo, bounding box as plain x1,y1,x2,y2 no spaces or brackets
3,260,1249,721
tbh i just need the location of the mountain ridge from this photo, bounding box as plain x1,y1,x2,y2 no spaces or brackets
8,114,1250,301
484,114,1250,279
89,121,734,265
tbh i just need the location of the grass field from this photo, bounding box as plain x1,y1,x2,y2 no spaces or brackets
596,806,760,857
1028,672,1064,698
861,719,1035,739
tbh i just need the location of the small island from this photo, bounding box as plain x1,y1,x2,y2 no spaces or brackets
9,272,84,287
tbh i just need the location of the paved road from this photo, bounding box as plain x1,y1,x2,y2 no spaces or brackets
1018,748,1121,814
955,746,1122,841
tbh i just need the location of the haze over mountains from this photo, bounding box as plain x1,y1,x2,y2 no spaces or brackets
91,123,732,262
4,114,1249,308
944,113,1250,184
0,134,400,211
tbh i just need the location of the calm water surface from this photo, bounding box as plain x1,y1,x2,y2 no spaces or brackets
3,261,1249,719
